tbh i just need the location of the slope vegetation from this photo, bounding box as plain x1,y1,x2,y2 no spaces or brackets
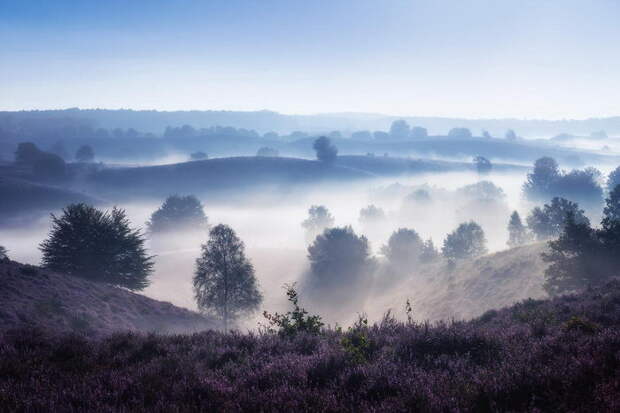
0,260,215,335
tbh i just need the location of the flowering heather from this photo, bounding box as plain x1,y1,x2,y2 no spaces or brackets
1,282,620,411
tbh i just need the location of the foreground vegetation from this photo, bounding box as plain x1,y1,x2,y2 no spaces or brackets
1,282,619,411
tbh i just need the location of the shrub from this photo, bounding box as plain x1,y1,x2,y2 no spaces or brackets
262,284,323,337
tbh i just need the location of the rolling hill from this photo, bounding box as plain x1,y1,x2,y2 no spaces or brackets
0,259,216,335
88,156,374,200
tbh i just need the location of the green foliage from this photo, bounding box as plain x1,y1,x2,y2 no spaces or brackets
262,283,323,337
193,224,262,329
39,203,154,291
341,315,371,364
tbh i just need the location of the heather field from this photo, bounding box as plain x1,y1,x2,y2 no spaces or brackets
1,282,619,412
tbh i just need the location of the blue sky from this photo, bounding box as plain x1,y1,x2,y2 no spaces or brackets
1,0,619,119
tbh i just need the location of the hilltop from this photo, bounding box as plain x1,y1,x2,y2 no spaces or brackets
0,260,216,335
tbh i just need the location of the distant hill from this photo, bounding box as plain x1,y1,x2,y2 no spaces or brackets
0,177,97,222
2,108,620,136
0,260,216,335
88,156,374,200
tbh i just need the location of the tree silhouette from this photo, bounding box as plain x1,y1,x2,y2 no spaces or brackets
473,156,492,175
313,136,338,164
526,197,589,241
0,246,8,261
381,228,423,268
193,224,262,330
307,226,373,286
147,195,208,233
442,221,487,260
389,120,410,140
607,166,620,193
507,211,529,247
302,205,334,242
39,203,153,291
256,146,279,157
523,157,560,201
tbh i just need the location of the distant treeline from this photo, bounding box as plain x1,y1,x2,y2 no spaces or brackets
2,108,620,137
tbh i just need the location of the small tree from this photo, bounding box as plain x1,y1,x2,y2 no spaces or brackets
302,205,334,242
307,226,373,285
410,126,428,139
359,205,386,226
381,228,424,268
542,214,600,296
505,129,518,140
389,120,410,140
147,195,208,233
313,136,338,164
75,145,95,162
473,156,492,175
420,239,440,262
442,221,487,260
523,157,560,201
0,246,8,261
526,197,589,241
256,146,279,157
448,128,472,139
193,224,262,329
39,203,154,291
507,211,529,247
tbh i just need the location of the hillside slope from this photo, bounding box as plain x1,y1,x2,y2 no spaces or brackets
0,177,97,221
89,156,373,199
1,277,618,411
0,260,216,335
374,243,548,322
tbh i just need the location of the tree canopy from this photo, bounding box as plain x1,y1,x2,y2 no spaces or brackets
39,203,154,291
313,136,338,164
193,224,262,329
526,197,589,241
442,221,487,260
147,195,208,233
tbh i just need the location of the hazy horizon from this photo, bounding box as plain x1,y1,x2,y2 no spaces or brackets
3,0,620,119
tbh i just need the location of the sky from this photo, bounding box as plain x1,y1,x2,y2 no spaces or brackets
1,0,620,119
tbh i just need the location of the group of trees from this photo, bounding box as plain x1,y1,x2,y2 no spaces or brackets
543,185,620,295
506,197,589,247
256,146,279,157
37,199,262,329
523,157,604,209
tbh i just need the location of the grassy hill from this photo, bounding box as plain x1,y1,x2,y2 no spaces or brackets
88,156,374,200
371,243,549,323
0,260,216,335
